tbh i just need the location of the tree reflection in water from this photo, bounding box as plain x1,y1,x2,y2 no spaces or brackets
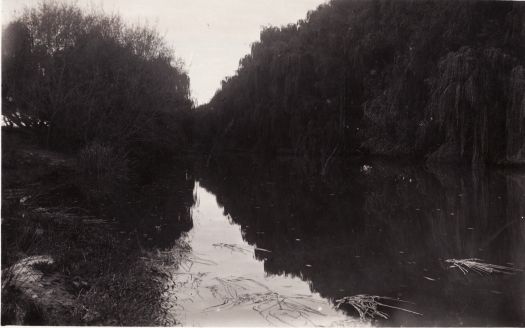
193,156,524,326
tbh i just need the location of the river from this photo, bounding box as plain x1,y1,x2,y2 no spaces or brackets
139,157,524,326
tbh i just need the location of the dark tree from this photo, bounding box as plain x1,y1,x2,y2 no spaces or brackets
199,0,525,168
2,2,193,161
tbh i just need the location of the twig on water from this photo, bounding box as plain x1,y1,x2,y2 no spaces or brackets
212,243,272,254
212,243,252,254
446,258,523,275
203,276,326,326
335,295,422,320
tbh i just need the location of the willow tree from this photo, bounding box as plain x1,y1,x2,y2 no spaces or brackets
202,0,524,168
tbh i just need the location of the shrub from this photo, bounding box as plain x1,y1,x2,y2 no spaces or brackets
76,142,128,197
2,1,193,155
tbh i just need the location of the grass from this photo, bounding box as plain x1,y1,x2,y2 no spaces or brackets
1,131,181,325
143,241,217,272
2,209,177,325
445,258,523,275
334,295,422,320
76,142,129,199
2,255,54,290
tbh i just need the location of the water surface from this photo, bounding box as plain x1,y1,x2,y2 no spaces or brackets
165,182,359,326
154,158,525,326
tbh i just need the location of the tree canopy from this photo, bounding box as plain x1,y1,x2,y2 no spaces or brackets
2,1,193,158
201,0,525,167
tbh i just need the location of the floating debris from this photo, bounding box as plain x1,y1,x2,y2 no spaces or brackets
20,195,31,204
360,165,372,174
142,240,216,272
335,294,421,320
204,277,326,326
211,243,272,255
32,206,95,222
213,243,251,254
423,276,436,281
446,258,523,275
82,218,107,225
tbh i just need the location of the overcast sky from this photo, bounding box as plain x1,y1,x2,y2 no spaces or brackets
2,0,327,104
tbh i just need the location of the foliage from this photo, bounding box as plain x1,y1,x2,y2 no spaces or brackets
76,142,129,197
201,0,525,167
2,1,193,160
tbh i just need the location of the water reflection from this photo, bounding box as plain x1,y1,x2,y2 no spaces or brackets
167,182,358,326
110,169,195,249
189,157,524,326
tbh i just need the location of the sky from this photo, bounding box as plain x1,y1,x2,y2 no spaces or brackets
2,0,327,104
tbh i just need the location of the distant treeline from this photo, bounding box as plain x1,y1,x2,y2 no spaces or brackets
2,2,193,170
196,0,525,167
4,1,525,173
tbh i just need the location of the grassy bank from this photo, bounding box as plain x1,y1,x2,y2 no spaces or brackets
1,129,180,325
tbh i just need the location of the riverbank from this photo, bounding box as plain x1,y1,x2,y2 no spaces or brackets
1,129,183,325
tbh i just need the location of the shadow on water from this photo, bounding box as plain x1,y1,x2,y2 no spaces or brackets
192,155,525,326
108,166,196,250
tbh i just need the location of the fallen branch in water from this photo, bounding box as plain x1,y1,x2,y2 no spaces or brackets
335,295,421,320
212,243,251,254
446,258,523,275
204,276,326,326
212,243,272,254
142,241,216,272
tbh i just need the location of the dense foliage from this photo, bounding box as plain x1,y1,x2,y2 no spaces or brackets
201,0,525,167
2,2,193,161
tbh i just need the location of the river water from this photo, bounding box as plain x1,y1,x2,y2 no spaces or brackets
143,158,524,326
165,182,360,326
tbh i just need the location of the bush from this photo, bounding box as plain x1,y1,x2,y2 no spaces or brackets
77,143,129,196
2,1,193,155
